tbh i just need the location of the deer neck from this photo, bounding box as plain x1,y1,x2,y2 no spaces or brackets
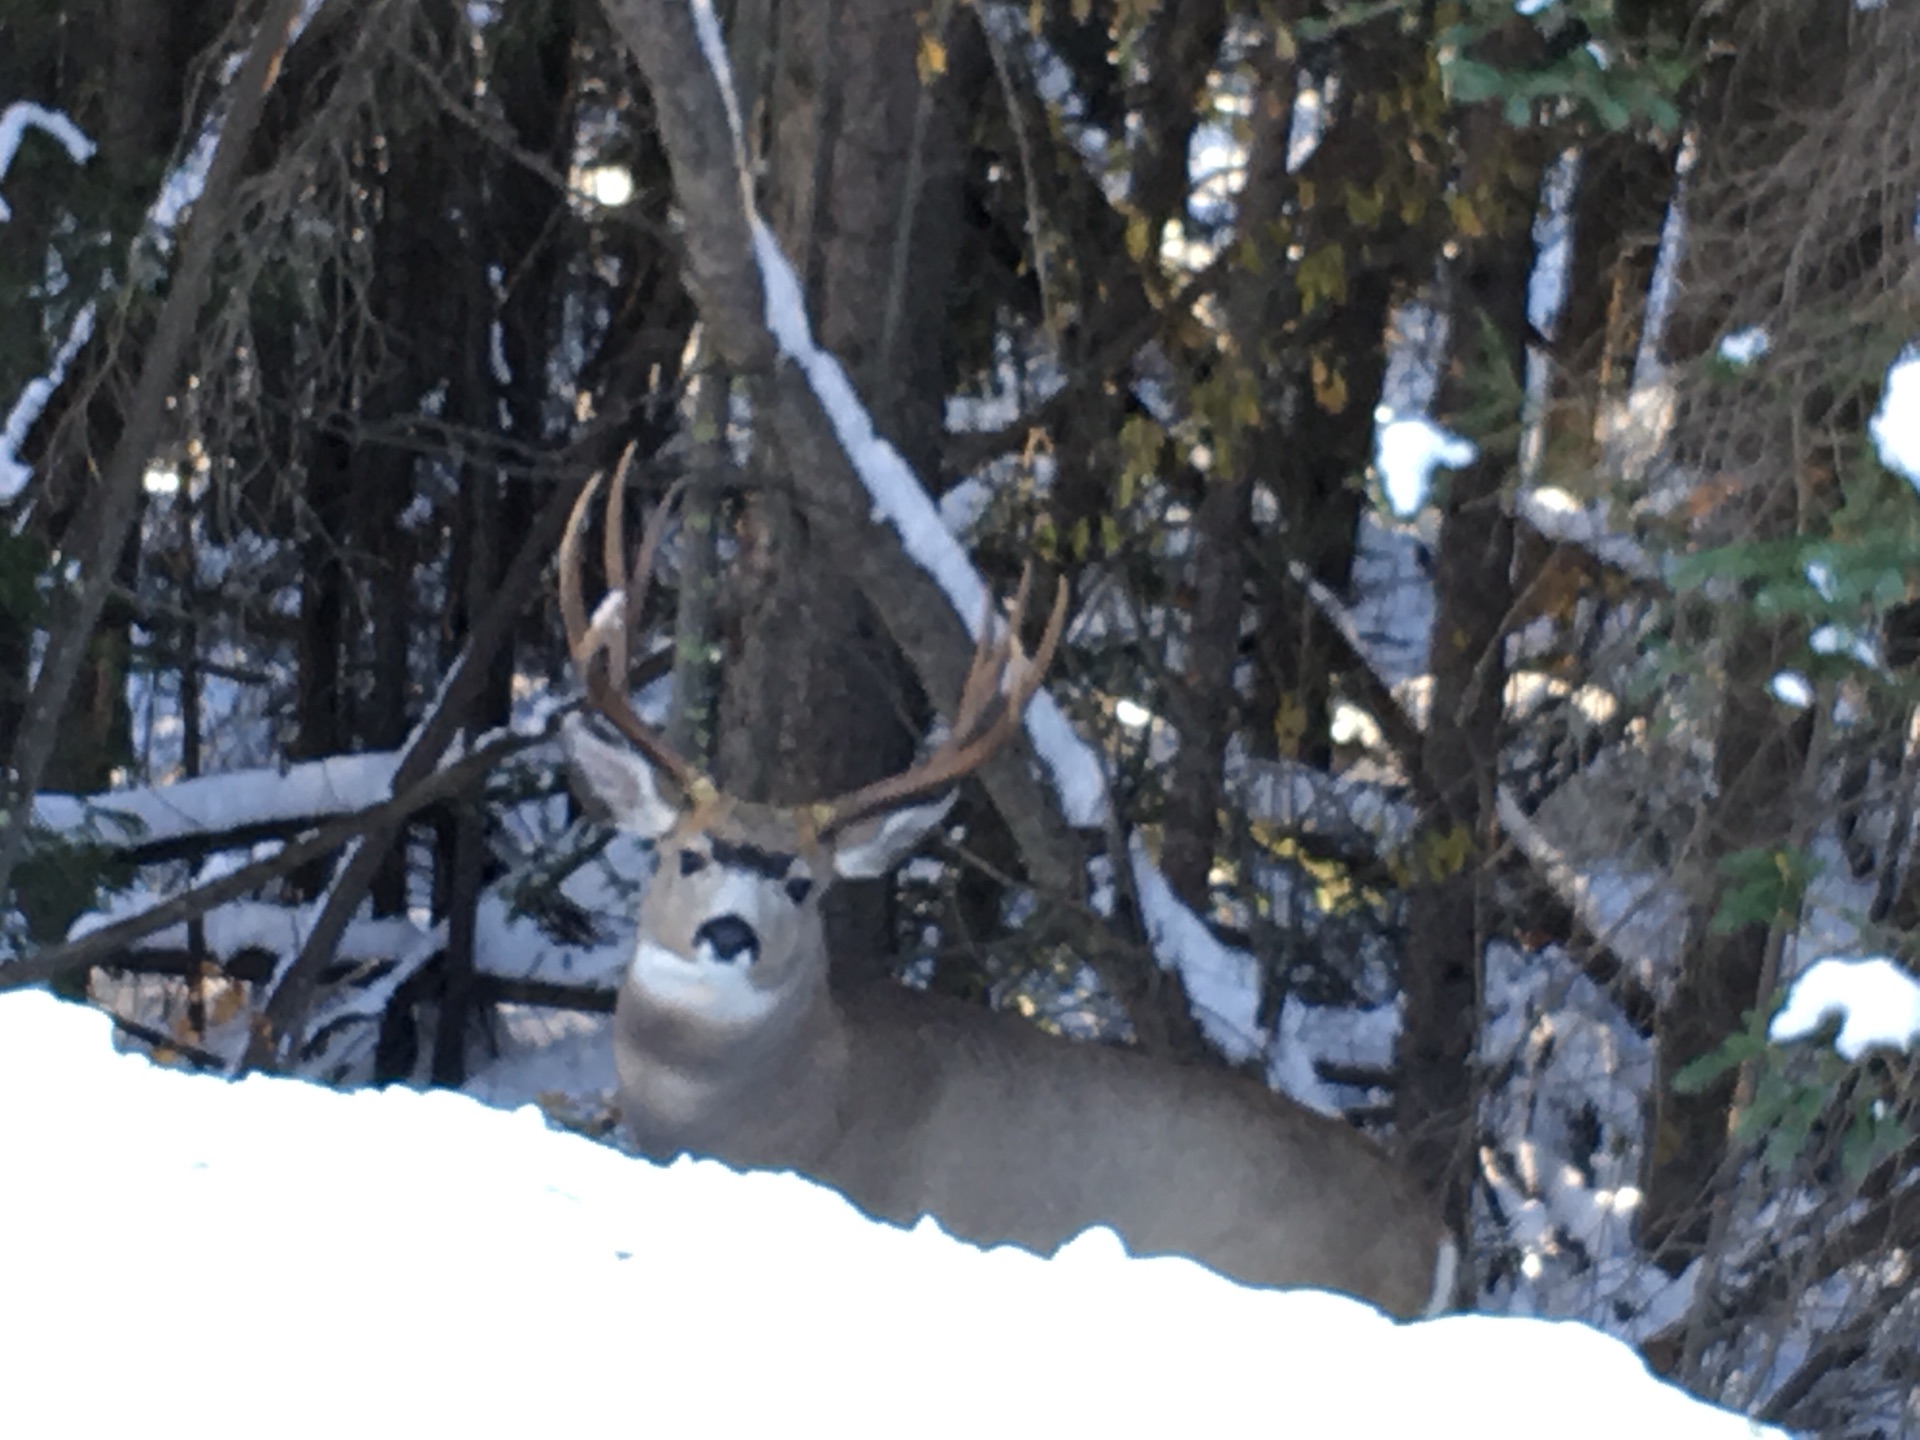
613,955,852,1168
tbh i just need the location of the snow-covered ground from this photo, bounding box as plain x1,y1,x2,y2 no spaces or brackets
0,990,1778,1439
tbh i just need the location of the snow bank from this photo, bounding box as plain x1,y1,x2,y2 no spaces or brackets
0,991,1775,1438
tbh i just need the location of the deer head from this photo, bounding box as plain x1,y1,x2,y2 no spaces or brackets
557,457,1067,1021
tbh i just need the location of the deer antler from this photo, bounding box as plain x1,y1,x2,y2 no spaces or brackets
561,447,1067,830
559,447,703,794
812,570,1069,837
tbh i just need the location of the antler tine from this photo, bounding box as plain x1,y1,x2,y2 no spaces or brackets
948,594,1014,738
1011,566,1068,700
559,454,702,791
602,444,633,683
981,565,1067,746
952,565,1039,734
559,470,605,667
815,569,1069,835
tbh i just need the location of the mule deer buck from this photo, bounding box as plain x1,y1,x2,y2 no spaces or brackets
558,472,1457,1319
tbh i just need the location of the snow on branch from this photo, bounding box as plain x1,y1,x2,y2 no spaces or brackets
1,302,94,504
0,101,95,221
72,896,430,998
0,102,98,500
644,0,1311,1076
34,751,413,852
1772,955,1920,1060
2,731,540,992
240,472,590,1068
746,223,1107,827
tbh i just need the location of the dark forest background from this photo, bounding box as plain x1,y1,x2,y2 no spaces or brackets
2,1,1917,1428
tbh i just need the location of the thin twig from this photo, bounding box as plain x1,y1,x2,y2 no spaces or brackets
879,0,954,403
240,467,590,1070
978,8,1063,348
104,1011,231,1072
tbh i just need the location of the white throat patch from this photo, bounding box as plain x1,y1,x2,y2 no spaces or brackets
628,940,782,1026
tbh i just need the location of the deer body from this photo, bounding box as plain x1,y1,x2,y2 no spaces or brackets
616,962,1452,1317
558,468,1455,1321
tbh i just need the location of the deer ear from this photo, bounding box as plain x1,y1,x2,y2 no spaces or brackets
560,712,685,837
829,793,957,879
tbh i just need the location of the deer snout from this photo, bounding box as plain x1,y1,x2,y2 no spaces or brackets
693,914,760,965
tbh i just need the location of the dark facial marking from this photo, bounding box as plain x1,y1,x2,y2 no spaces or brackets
692,914,759,964
678,848,709,877
710,837,799,883
784,876,814,905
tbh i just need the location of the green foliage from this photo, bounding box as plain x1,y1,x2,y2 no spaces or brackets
1710,845,1817,935
1188,366,1261,479
1437,0,1689,135
1835,1097,1914,1181
1116,412,1163,513
1433,309,1527,492
10,806,143,947
1400,822,1474,884
1672,463,1920,683
1671,1013,1769,1096
1293,244,1349,316
1673,533,1915,620
1676,1000,1915,1183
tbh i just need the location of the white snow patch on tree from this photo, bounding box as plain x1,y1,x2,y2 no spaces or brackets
34,751,411,847
1870,348,1920,489
1,302,93,502
1772,955,1920,1059
0,100,94,220
1374,412,1477,516
748,219,1108,827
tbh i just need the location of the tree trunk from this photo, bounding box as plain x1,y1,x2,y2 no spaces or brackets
1396,43,1548,1230
1634,5,1857,1271
1159,464,1248,912
718,0,980,983
1640,613,1811,1266
1242,14,1431,775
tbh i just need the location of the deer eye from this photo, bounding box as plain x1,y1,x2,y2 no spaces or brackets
784,876,814,905
678,848,709,877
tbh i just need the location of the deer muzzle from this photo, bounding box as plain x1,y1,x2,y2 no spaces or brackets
692,914,760,966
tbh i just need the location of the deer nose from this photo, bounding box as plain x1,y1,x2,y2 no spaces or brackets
693,914,760,965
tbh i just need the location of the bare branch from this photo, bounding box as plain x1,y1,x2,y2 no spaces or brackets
0,731,538,993
0,0,312,905
236,467,590,1070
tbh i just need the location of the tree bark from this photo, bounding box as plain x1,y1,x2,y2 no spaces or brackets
718,0,980,982
1158,463,1248,912
1396,31,1547,1230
